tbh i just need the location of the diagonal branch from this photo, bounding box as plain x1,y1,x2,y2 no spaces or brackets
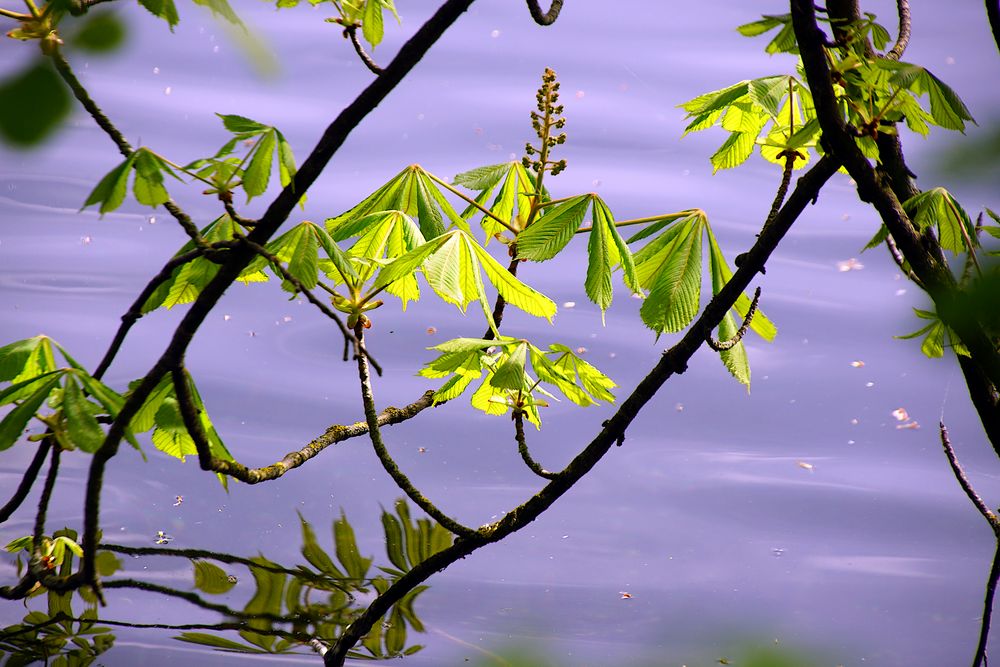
0,440,51,524
988,0,1000,55
324,154,843,666
525,0,563,25
940,421,1000,530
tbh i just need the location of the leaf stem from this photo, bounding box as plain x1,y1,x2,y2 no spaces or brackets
345,24,383,74
0,7,31,19
424,171,517,233
576,211,695,235
514,411,557,479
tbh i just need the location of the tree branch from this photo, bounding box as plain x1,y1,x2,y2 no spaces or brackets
706,287,761,351
525,0,563,25
887,0,911,60
73,0,477,592
514,410,557,479
345,24,384,74
354,324,476,537
974,540,1000,667
324,155,842,666
0,440,51,524
987,0,1000,55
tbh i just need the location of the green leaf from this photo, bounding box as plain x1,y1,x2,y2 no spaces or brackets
83,153,138,214
705,227,776,341
334,512,372,580
362,0,384,48
71,11,127,53
0,336,46,382
380,510,408,572
711,128,763,172
217,113,268,134
138,0,180,29
242,129,276,199
191,0,243,26
193,560,237,594
678,81,750,115
151,398,198,461
130,373,174,433
0,61,72,147
490,341,527,390
468,238,556,321
298,512,343,577
413,172,447,239
0,374,61,452
903,187,975,254
640,220,702,336
62,375,105,453
452,163,510,190
175,633,259,652
516,194,590,261
132,149,172,207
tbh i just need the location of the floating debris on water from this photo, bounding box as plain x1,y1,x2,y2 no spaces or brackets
173,496,183,506
797,461,814,471
897,421,920,430
227,574,238,584
619,591,632,599
850,360,865,368
563,301,576,309
576,346,587,355
837,258,864,272
891,408,909,422
418,447,427,453
426,327,437,335
154,531,173,545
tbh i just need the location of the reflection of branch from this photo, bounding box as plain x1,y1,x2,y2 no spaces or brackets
0,441,50,523
706,287,761,351
940,422,999,530
525,0,563,25
345,25,384,74
514,411,557,479
975,540,1000,667
324,153,844,667
887,0,911,59
354,325,475,537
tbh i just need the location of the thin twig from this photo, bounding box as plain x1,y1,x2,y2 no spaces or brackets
706,287,761,351
345,24,384,74
514,411,557,479
92,248,205,381
887,0,911,59
31,445,61,555
525,0,563,26
354,324,476,537
48,45,206,245
0,440,51,523
974,540,1000,667
940,421,1000,530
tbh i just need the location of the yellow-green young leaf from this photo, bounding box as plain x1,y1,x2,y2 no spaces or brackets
452,162,510,190
711,129,761,172
0,370,64,407
370,232,451,294
721,100,766,133
413,172,446,239
132,149,171,207
902,187,975,255
193,560,237,594
594,197,639,293
151,398,198,461
0,374,62,452
62,375,105,453
362,0,384,48
164,258,220,308
678,81,750,115
470,375,509,417
748,75,789,119
0,335,52,383
183,371,233,465
468,238,556,321
717,312,751,389
705,227,777,341
640,221,702,336
326,168,410,232
736,13,789,38
242,129,276,199
484,164,519,240
130,374,174,433
422,232,468,309
82,152,137,214
489,342,528,390
516,194,590,261
418,171,470,234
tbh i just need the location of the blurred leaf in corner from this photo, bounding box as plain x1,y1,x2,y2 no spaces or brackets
69,11,128,53
934,121,1000,183
0,60,71,147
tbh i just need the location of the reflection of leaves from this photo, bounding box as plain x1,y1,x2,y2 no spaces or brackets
193,560,237,594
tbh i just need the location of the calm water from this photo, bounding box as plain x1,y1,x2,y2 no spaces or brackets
2,1,1000,665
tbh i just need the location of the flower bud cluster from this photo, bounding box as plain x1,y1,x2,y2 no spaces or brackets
522,68,569,178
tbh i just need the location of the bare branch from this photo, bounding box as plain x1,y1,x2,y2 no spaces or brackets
514,411,558,479
887,0,911,59
345,24,384,74
525,0,564,25
354,324,476,537
706,287,761,351
0,440,51,523
940,421,1000,530
31,445,61,555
